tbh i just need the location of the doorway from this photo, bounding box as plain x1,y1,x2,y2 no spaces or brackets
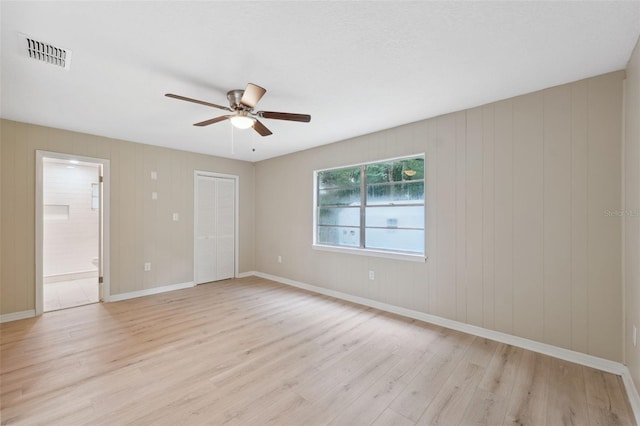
36,151,110,314
194,171,238,284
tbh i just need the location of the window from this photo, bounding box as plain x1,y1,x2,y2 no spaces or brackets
314,155,425,258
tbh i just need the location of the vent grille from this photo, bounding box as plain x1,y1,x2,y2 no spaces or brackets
19,33,72,70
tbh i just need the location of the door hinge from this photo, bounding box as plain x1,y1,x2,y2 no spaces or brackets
99,175,103,183
99,276,103,284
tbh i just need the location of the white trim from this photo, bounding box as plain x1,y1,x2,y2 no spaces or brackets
251,270,640,424
312,153,427,259
194,171,240,283
622,367,640,422
107,281,194,302
237,271,257,278
312,244,427,262
0,310,36,323
314,152,426,173
36,151,111,315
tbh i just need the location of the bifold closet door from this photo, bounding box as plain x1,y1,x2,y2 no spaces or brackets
195,175,235,284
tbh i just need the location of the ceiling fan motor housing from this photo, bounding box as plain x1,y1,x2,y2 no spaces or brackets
227,90,246,110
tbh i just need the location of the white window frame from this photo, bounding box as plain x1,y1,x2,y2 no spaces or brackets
312,154,426,263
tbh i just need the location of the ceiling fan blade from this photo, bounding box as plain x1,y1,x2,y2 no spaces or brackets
258,111,311,123
253,119,272,136
240,83,266,108
165,93,231,111
194,115,230,126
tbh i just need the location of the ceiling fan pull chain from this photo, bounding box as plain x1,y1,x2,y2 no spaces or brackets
231,124,235,155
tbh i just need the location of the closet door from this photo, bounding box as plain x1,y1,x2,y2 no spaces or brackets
195,175,235,284
215,178,235,280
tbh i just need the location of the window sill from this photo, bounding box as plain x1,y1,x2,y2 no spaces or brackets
312,244,427,263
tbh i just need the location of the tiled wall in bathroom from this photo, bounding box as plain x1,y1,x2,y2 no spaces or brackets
43,161,100,278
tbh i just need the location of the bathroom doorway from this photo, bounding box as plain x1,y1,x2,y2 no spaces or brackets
36,151,110,314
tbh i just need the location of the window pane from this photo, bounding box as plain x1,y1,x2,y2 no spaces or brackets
366,158,424,183
318,187,361,206
365,206,423,229
367,182,424,205
318,226,360,247
365,228,424,253
318,207,360,227
317,167,361,189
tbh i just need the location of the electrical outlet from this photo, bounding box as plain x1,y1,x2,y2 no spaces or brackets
368,270,375,280
151,191,158,200
144,262,151,271
277,255,282,264
634,324,637,348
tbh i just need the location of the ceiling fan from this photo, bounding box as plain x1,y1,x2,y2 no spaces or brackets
165,83,311,136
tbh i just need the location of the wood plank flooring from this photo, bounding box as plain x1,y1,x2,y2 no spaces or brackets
0,276,635,425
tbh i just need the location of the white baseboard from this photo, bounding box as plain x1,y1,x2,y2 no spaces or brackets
107,281,195,302
0,310,36,323
622,368,640,423
237,271,257,278
253,271,640,423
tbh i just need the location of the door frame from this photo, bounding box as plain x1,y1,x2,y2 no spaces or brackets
35,150,111,315
193,170,239,283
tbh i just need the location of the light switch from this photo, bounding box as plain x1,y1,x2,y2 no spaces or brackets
151,171,157,180
173,213,179,221
152,192,157,200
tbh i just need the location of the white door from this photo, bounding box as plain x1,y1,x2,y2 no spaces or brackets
195,174,236,284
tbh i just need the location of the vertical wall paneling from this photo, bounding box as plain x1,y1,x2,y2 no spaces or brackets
587,74,623,361
1,125,17,312
15,133,29,310
435,114,457,319
108,141,121,296
492,99,514,335
543,85,573,348
254,71,626,359
481,105,495,330
426,119,438,314
466,107,484,326
143,145,156,290
512,92,545,342
455,112,467,323
570,80,590,353
623,34,640,396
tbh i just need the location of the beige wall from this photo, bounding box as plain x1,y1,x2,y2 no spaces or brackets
255,71,624,362
0,120,255,314
624,36,640,395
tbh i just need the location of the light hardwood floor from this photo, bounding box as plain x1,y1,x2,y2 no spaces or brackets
0,276,635,425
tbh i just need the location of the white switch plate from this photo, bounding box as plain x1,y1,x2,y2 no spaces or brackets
368,270,375,280
152,192,157,200
278,255,282,263
144,262,151,271
172,213,179,221
151,171,157,180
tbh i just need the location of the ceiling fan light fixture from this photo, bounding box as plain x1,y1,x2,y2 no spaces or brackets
230,114,255,130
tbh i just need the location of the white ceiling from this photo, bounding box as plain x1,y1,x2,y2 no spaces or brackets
2,1,639,162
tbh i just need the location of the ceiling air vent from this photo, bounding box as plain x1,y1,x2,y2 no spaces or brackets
18,33,72,70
